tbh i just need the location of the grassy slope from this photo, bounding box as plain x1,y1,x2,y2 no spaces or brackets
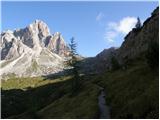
1,58,158,119
37,82,99,119
93,59,159,118
1,75,100,119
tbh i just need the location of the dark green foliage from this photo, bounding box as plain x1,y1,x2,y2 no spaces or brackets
135,17,141,29
145,41,159,71
95,59,159,119
111,56,120,71
68,37,80,92
69,37,78,57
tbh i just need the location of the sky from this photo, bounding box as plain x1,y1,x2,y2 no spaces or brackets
1,1,159,57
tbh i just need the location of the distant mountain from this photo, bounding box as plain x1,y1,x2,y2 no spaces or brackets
0,20,70,78
79,47,118,73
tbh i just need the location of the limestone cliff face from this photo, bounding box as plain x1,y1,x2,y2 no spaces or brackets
0,20,70,78
13,20,50,49
1,20,69,61
45,32,70,57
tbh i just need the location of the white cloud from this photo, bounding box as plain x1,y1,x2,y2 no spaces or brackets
104,31,117,42
96,12,104,21
105,16,137,42
116,17,137,34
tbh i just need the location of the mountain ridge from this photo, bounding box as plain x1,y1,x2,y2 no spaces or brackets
81,7,159,73
0,20,70,78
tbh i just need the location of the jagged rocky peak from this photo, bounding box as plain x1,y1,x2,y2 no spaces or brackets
25,20,69,56
10,20,51,49
1,19,70,60
0,20,69,78
45,32,70,56
29,19,51,38
54,32,61,36
1,30,15,43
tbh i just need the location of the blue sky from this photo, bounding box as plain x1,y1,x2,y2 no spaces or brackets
1,1,158,57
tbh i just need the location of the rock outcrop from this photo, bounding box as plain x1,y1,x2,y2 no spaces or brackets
45,32,70,57
0,20,70,78
80,47,118,73
117,7,159,63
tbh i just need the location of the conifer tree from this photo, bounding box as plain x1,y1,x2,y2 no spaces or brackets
135,17,141,29
68,37,80,92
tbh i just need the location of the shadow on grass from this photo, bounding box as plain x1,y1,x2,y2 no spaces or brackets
1,70,74,119
1,69,100,119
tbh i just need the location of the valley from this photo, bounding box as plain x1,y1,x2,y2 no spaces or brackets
1,5,159,119
1,57,158,118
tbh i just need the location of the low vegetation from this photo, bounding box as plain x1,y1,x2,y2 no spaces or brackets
1,74,100,119
37,82,99,118
93,58,159,118
1,55,158,119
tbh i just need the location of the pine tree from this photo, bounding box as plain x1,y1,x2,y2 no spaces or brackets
68,37,80,92
135,17,141,29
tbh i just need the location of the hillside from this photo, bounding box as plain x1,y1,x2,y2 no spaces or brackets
2,58,158,118
2,75,100,118
95,58,159,118
81,7,159,73
1,7,159,119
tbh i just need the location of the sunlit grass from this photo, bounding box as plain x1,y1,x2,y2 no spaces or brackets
1,76,72,90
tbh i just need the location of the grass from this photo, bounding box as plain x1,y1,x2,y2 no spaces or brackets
2,77,43,90
1,75,100,119
1,76,71,90
93,59,159,119
1,57,158,119
37,82,100,119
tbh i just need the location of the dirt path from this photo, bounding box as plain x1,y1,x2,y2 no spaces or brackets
98,87,110,119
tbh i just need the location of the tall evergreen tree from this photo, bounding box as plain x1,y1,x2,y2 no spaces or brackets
68,37,80,92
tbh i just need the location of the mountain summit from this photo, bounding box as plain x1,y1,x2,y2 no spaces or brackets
0,20,70,78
